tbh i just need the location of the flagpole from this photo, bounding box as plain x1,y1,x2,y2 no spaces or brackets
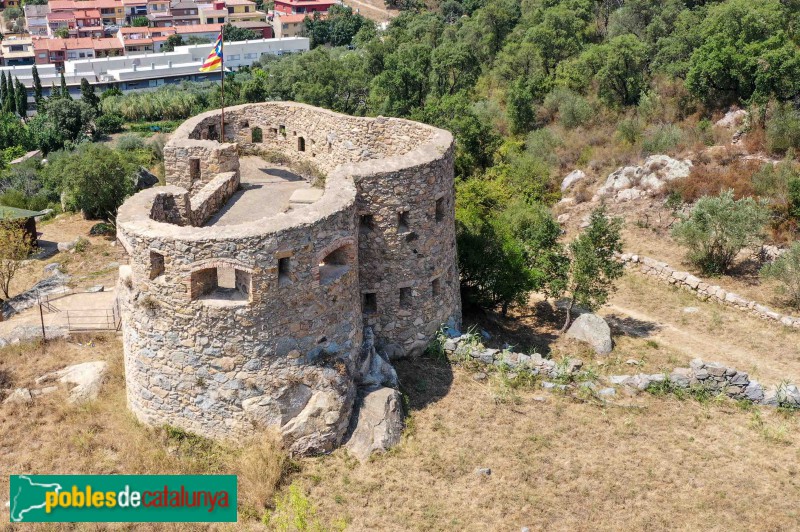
220,25,225,139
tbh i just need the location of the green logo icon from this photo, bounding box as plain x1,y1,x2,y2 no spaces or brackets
9,475,237,523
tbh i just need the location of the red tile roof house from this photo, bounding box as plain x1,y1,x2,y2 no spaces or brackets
273,0,335,15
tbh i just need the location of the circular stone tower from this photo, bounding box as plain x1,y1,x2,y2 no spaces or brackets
116,102,461,454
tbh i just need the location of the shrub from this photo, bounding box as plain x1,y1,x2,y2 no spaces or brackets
641,124,684,155
542,88,592,129
766,103,800,155
666,160,761,203
761,242,800,309
525,128,562,166
672,190,770,274
616,117,642,144
116,134,146,152
95,113,124,135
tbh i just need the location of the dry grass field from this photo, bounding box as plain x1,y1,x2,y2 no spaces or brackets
2,279,800,530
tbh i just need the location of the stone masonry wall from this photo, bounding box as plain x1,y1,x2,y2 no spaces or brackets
620,253,800,328
117,102,460,453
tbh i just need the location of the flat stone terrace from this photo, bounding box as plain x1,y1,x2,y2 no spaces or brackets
204,156,314,227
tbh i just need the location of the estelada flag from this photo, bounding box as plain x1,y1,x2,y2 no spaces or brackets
199,33,223,72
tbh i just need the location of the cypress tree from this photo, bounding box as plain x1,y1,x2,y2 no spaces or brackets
3,73,13,113
80,78,98,111
15,78,27,119
1,73,8,110
31,64,43,109
60,71,68,99
50,81,58,100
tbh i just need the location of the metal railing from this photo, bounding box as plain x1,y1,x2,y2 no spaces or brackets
64,305,121,332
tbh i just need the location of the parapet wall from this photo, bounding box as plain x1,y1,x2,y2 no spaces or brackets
117,102,461,453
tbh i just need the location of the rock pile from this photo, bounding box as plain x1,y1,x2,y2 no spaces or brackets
619,253,800,328
594,155,692,202
2,360,108,406
443,334,584,379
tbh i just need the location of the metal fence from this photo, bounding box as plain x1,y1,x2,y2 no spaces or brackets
64,307,121,332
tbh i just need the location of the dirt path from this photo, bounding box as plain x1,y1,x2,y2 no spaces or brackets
598,274,800,384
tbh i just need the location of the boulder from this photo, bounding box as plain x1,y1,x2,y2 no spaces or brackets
2,388,32,405
345,386,404,462
715,109,747,130
35,361,108,403
597,155,692,199
57,238,79,253
135,167,160,191
566,313,613,355
561,169,586,192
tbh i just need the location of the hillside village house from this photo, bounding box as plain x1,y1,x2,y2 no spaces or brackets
23,5,49,37
169,1,201,26
0,37,35,66
273,0,335,15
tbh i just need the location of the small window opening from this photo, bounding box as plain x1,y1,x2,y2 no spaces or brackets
298,136,305,151
240,120,249,128
189,158,200,182
435,197,445,222
399,287,412,309
431,277,441,297
251,126,263,143
149,251,165,279
270,127,278,136
319,244,352,285
278,256,291,285
363,292,377,314
191,265,251,303
279,124,286,136
359,214,373,231
398,210,410,233
207,124,218,141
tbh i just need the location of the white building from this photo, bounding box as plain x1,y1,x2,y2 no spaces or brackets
0,37,308,95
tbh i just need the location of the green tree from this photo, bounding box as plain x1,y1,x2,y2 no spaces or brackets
369,42,432,116
559,207,624,330
526,3,592,76
55,27,69,38
506,77,536,135
161,34,184,53
80,78,99,111
429,40,480,97
60,71,68,99
456,179,566,315
31,64,43,110
761,242,800,309
0,217,35,301
686,0,800,106
14,78,26,119
28,98,96,153
304,5,370,48
44,144,135,220
672,190,770,274
595,34,648,106
131,16,149,27
221,22,259,42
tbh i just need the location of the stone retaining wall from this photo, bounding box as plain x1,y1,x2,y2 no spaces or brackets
189,171,240,226
443,333,800,407
620,253,800,328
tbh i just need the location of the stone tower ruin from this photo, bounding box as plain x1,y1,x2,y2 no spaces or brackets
116,102,461,454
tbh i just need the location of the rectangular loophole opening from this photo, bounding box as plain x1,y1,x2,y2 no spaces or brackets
149,251,165,280
399,287,412,309
251,126,263,143
191,265,250,303
279,124,286,136
359,214,373,231
363,292,377,314
298,136,305,151
431,277,441,297
435,197,445,222
278,256,291,286
270,127,278,136
189,158,200,182
397,210,410,233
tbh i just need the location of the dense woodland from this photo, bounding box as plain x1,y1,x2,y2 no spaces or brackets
3,0,800,314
